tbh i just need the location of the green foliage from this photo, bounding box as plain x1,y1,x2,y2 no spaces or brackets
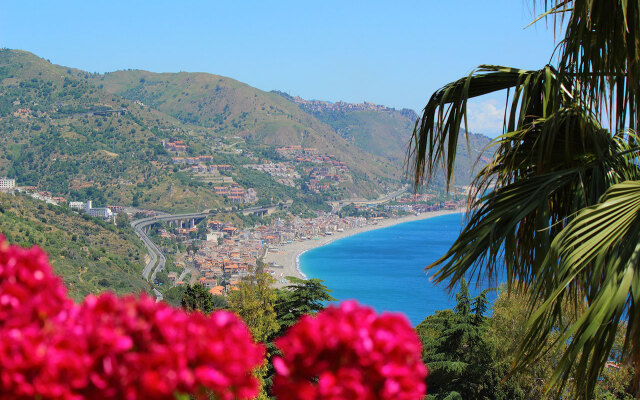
408,3,640,397
163,285,186,307
486,286,636,399
180,283,226,314
0,192,148,300
228,265,278,342
274,277,335,335
115,212,129,229
418,280,517,399
419,283,636,399
228,265,277,399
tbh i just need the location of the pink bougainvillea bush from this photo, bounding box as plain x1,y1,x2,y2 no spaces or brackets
0,236,265,400
73,293,265,399
272,300,428,400
0,238,88,399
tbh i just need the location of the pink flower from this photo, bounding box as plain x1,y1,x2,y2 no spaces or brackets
0,236,89,399
0,236,70,328
272,301,428,400
0,236,264,400
75,293,265,400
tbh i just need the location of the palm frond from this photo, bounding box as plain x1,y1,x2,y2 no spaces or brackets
428,108,640,292
516,181,640,397
531,0,640,131
408,65,570,190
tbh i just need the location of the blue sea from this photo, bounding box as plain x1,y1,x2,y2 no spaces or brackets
299,213,496,326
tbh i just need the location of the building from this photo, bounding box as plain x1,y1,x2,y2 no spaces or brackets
0,177,15,191
69,200,113,219
87,207,113,219
69,201,85,210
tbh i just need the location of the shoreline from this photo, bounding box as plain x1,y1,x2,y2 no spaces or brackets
264,208,465,287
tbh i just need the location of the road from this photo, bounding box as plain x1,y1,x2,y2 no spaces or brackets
131,204,285,301
131,218,168,301
337,185,408,208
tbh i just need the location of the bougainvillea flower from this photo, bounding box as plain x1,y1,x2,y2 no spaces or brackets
272,300,428,400
0,236,264,400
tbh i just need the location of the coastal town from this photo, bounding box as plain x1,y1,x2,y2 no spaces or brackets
151,197,464,296
1,174,465,301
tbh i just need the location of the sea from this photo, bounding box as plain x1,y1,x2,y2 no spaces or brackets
299,212,497,326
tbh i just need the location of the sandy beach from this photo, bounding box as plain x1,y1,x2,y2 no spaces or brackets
264,208,465,287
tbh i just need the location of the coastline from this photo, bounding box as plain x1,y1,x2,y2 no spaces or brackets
264,208,464,287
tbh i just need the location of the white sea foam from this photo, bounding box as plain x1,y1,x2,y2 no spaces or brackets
295,250,308,280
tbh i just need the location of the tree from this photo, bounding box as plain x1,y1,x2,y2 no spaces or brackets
180,283,221,314
274,277,336,335
228,265,278,400
163,285,186,307
408,2,640,397
115,212,129,229
487,285,635,399
228,264,278,342
417,279,515,399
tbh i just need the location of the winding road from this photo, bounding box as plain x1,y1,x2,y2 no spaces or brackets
131,205,286,301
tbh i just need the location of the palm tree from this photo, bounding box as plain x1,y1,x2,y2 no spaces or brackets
408,1,640,398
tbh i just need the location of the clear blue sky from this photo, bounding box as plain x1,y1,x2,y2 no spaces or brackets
1,0,559,135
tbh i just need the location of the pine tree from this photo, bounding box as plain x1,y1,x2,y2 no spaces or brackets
417,279,519,399
274,277,336,336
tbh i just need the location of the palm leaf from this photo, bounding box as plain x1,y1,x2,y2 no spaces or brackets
533,0,640,132
408,65,570,190
516,181,640,397
427,108,640,292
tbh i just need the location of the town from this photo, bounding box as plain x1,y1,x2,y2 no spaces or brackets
0,175,464,299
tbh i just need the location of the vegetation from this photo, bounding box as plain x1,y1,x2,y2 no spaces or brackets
91,68,406,198
418,282,635,399
228,265,279,343
180,283,227,313
0,192,148,300
0,49,227,212
273,277,336,335
409,1,640,397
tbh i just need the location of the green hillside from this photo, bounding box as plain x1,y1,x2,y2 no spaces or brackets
0,48,489,216
92,69,402,196
0,192,149,300
0,49,229,212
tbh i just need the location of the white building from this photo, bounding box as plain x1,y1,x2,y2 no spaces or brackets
87,207,113,219
69,200,113,219
0,177,15,191
69,201,85,210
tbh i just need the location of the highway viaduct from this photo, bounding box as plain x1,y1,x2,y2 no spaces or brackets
131,204,287,300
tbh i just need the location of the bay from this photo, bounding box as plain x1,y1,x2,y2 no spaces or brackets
299,212,496,325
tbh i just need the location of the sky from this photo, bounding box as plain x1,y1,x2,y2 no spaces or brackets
1,1,560,136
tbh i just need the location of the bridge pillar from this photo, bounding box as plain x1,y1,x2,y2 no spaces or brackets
191,218,195,228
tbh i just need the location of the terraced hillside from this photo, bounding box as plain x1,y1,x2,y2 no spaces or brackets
275,92,493,186
0,48,491,216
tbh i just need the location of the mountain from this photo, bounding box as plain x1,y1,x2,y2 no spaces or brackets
274,92,493,187
90,69,402,194
0,192,149,300
274,92,418,165
0,48,492,217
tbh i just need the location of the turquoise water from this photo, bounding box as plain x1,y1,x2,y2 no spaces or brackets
299,213,495,326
